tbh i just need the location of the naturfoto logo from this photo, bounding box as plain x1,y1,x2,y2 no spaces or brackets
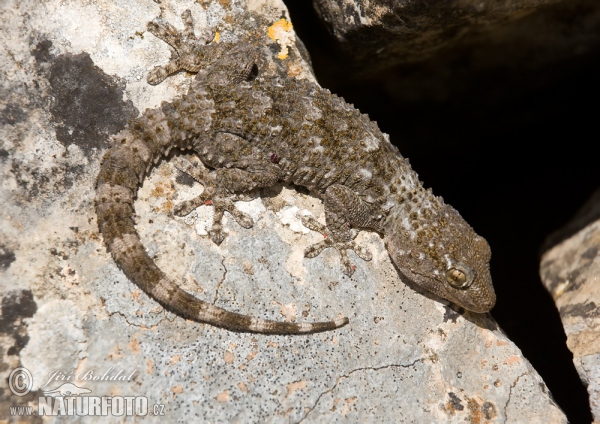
7,366,165,418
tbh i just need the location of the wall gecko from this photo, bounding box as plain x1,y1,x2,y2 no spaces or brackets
95,10,496,334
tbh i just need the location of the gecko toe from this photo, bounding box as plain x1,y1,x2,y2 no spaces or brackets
351,242,373,261
210,226,226,245
337,248,356,277
174,200,197,217
304,239,332,258
229,208,254,229
173,193,211,217
300,214,326,233
147,67,167,85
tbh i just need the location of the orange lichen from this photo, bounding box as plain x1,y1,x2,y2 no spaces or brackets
268,19,294,60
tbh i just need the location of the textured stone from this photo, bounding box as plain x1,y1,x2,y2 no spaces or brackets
314,0,554,61
540,194,600,422
311,0,600,106
0,0,565,421
313,0,600,67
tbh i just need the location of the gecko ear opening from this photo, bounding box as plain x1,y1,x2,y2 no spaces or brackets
246,63,259,81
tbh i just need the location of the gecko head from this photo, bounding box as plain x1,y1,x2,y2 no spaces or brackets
384,203,496,313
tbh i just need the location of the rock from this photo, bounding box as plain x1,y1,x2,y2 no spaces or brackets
313,0,542,60
313,0,600,68
0,0,565,421
311,0,600,106
540,193,600,422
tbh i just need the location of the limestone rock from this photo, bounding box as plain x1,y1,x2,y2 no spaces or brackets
0,0,565,421
540,193,600,422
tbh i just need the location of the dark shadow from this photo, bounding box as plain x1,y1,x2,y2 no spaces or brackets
541,187,600,254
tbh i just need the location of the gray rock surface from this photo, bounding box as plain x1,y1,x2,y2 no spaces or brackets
540,199,600,422
0,0,565,421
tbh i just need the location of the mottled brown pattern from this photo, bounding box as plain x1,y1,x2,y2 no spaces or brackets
95,10,495,334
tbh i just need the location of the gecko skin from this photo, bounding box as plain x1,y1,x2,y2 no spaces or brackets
95,10,496,334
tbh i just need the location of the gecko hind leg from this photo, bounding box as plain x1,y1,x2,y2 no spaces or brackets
173,157,278,245
173,157,254,245
302,184,384,276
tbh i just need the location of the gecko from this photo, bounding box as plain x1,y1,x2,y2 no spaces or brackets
95,10,496,334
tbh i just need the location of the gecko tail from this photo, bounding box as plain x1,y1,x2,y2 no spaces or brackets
102,230,348,334
165,277,350,333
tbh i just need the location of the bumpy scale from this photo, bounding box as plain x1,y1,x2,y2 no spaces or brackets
95,10,496,334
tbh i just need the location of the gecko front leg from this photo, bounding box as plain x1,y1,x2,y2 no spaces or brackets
303,184,385,276
147,9,257,87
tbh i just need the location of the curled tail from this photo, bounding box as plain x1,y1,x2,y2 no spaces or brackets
95,108,348,334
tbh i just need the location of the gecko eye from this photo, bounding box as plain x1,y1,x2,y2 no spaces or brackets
446,263,474,289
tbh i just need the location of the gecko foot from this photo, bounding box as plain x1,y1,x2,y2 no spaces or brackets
301,215,372,277
146,10,215,85
173,157,254,245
